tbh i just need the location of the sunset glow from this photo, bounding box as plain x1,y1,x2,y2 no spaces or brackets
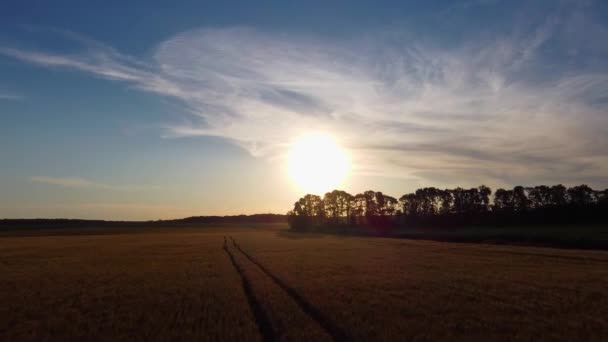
287,133,350,194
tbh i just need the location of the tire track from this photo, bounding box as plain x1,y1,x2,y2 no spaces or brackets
229,236,351,342
223,236,275,342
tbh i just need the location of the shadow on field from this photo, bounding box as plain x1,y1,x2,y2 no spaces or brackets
275,230,336,240
277,226,608,250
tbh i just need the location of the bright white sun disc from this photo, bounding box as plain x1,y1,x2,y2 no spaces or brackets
287,133,350,194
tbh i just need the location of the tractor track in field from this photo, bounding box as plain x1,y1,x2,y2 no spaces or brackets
222,237,275,342
226,236,350,342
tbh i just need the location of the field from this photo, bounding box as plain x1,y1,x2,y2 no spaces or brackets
1,224,608,341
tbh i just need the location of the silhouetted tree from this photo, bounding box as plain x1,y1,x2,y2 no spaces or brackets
451,187,466,214
478,185,492,211
567,184,595,206
288,194,324,230
513,186,530,211
323,190,354,226
438,189,453,215
399,193,419,217
493,188,514,211
549,184,568,207
415,188,439,216
353,193,366,225
382,195,399,217
598,189,608,206
527,185,552,208
288,184,606,231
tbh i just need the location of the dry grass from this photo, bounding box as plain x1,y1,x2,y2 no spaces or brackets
236,229,608,341
225,239,331,341
0,228,260,341
1,225,608,341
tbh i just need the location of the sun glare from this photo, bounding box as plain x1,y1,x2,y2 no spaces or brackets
287,132,350,194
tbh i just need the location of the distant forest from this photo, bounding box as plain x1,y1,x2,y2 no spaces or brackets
0,214,286,230
287,185,608,231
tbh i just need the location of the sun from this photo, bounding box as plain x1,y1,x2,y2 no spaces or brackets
287,132,350,194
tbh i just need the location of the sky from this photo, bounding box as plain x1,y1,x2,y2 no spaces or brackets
1,0,608,220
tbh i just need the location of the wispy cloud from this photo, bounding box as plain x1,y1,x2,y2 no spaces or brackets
0,46,148,82
0,93,23,101
30,176,95,188
29,176,168,192
4,1,608,189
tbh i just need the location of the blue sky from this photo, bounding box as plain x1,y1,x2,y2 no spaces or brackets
1,0,608,219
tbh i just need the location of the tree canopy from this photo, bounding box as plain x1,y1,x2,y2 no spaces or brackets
287,184,608,231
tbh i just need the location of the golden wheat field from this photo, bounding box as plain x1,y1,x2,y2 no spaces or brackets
1,224,608,341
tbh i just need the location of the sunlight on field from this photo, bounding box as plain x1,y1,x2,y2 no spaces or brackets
287,132,350,194
1,225,608,340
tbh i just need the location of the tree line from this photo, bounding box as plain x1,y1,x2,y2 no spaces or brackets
287,184,608,231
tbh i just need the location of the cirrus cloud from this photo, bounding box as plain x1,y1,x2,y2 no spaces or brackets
29,176,169,192
3,2,608,189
